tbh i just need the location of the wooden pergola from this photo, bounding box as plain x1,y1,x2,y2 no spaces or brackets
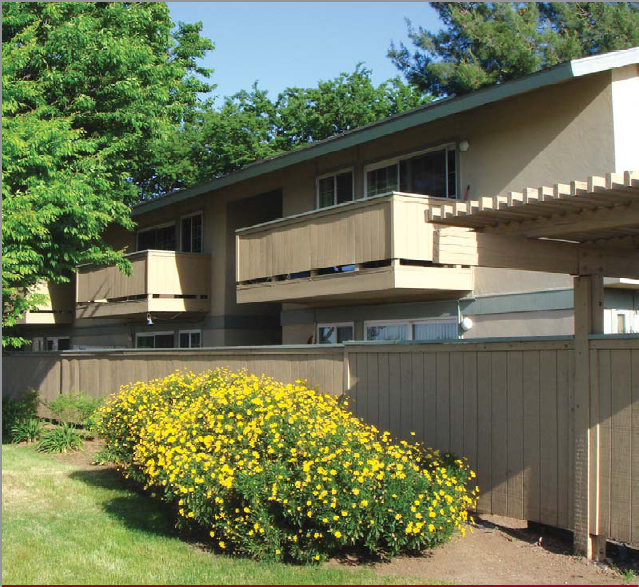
429,171,639,559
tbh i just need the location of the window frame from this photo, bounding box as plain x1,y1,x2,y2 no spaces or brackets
316,322,355,344
135,331,175,349
179,211,204,253
136,221,177,252
315,168,355,209
46,336,71,351
178,329,203,348
364,317,458,341
363,142,457,200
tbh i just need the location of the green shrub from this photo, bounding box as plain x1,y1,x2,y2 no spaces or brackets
92,445,119,466
37,422,84,453
47,392,102,427
98,369,478,563
2,390,40,441
10,418,42,444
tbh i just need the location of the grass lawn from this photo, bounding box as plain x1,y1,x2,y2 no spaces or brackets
2,444,424,585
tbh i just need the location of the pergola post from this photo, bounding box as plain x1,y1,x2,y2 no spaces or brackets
572,273,605,560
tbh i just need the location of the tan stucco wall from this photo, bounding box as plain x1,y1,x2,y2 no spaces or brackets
464,309,574,339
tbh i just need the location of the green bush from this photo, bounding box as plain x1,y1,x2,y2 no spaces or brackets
47,392,102,427
37,422,84,453
98,369,478,563
2,390,40,441
11,418,42,444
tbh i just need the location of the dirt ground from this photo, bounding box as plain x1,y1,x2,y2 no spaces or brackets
331,514,637,585
55,441,636,586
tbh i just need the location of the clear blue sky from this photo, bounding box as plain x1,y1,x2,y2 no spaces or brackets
167,2,441,103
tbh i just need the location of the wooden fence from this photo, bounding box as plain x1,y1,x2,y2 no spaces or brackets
2,336,637,545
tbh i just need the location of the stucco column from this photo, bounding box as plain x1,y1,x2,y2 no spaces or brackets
572,274,605,560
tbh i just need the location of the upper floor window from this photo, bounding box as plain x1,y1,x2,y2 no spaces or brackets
316,169,354,209
137,222,176,251
365,145,457,199
181,213,203,253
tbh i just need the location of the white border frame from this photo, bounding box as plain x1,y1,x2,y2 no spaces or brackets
178,329,203,348
136,331,175,348
316,322,355,344
363,142,457,199
315,168,355,209
179,211,204,253
363,317,458,341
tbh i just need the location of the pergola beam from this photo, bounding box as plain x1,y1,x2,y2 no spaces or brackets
434,228,639,279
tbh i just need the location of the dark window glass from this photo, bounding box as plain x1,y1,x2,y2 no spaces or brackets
137,335,155,349
181,215,202,253
447,149,456,199
58,338,71,351
336,326,354,343
179,332,190,348
190,332,201,348
318,177,334,208
154,334,174,348
137,230,156,251
191,215,202,253
181,217,192,252
367,164,398,197
138,225,176,252
335,172,353,204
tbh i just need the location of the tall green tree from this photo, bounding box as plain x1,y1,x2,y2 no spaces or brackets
172,65,430,188
389,2,639,97
2,2,213,347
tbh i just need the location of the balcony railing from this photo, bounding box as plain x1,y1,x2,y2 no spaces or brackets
236,193,473,304
16,281,75,325
76,250,210,318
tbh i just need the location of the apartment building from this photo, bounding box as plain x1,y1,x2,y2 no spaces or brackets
17,48,639,351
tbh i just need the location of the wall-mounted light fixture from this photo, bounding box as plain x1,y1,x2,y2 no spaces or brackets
147,312,153,326
460,316,473,331
459,140,470,152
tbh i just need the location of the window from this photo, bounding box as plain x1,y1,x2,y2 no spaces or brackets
181,213,203,253
137,223,176,251
136,332,175,348
46,337,71,351
32,337,44,352
179,330,202,348
317,323,354,344
365,318,458,341
316,170,354,208
365,145,456,199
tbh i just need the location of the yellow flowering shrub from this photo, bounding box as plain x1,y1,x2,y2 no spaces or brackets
98,369,478,563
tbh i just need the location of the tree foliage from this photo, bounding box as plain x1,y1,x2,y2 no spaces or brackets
161,65,430,191
2,2,213,346
389,2,639,97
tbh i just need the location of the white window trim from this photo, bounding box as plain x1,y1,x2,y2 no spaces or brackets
317,322,355,344
136,221,177,251
605,308,638,333
363,142,457,199
179,211,204,253
364,317,458,341
315,168,355,209
178,329,203,348
136,331,175,348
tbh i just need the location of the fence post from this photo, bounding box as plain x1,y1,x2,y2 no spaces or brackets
572,274,605,560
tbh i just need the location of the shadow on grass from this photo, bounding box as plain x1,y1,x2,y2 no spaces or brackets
69,468,180,539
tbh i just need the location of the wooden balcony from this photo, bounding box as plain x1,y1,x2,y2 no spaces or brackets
76,250,210,319
16,281,75,325
236,193,473,305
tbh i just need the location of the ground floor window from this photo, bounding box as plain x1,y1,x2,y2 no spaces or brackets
136,332,175,349
179,330,202,348
364,318,458,341
317,323,354,344
46,337,71,351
